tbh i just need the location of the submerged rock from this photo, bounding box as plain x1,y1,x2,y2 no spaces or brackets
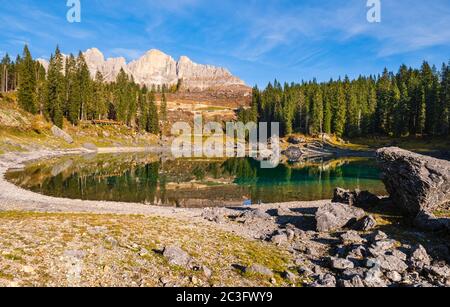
377,147,450,216
315,203,366,232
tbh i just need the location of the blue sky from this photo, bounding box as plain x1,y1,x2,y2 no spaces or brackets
1,0,450,86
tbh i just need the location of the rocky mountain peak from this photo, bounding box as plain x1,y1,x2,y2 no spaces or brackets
38,48,247,91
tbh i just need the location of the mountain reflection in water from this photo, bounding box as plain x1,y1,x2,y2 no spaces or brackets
5,153,385,208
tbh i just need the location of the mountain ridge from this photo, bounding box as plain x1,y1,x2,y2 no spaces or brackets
37,48,247,91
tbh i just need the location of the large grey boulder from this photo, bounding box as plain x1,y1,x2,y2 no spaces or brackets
315,203,366,232
51,125,73,144
162,246,192,268
377,147,450,216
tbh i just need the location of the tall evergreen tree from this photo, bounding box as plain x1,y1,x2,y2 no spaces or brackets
45,46,65,127
17,45,37,114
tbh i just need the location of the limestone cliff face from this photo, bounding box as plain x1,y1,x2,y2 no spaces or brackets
39,48,247,90
83,48,130,82
128,49,178,86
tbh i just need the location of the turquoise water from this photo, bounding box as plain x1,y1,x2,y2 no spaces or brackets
5,153,385,208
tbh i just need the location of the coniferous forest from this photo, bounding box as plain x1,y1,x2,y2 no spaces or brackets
2,45,450,139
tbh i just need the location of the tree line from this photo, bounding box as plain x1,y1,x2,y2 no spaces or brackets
1,45,168,135
241,61,450,138
3,45,450,139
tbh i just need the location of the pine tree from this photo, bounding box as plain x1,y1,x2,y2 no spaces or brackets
77,52,92,121
45,46,65,128
17,45,37,114
92,71,107,120
147,90,159,135
332,81,347,137
160,88,168,122
1,54,11,93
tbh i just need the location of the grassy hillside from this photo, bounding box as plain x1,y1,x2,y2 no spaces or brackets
0,93,158,154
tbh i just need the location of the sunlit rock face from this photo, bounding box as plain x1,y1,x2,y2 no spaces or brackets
83,48,130,82
128,49,179,87
40,48,246,90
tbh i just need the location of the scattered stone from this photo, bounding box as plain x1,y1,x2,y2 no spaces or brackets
240,209,272,220
286,229,296,241
374,254,409,273
162,246,191,268
340,230,365,245
310,274,336,288
410,245,431,268
377,147,450,216
347,245,367,259
271,233,288,246
282,270,297,282
386,271,402,283
51,125,73,144
315,203,366,232
22,266,35,274
425,264,450,278
353,215,377,231
369,230,388,242
330,258,355,270
364,266,386,287
369,239,397,256
245,264,273,277
202,208,227,223
338,276,365,288
202,266,212,279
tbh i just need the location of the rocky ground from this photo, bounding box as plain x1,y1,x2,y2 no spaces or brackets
0,148,449,287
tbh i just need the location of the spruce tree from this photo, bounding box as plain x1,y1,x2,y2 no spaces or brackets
45,46,65,128
17,45,37,114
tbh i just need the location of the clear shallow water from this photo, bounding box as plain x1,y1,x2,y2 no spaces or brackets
5,153,386,208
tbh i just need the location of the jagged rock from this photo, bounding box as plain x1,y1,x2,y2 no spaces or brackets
353,215,377,231
315,203,366,232
162,246,192,268
377,147,450,216
282,270,297,282
51,126,73,144
386,271,402,283
270,233,288,246
245,264,273,277
240,209,272,220
340,231,366,245
368,239,398,256
310,274,337,288
332,188,380,207
40,48,246,90
363,266,387,287
410,245,431,268
369,230,388,243
413,211,449,232
371,255,408,273
330,258,355,270
338,276,365,288
425,264,450,278
347,245,367,259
